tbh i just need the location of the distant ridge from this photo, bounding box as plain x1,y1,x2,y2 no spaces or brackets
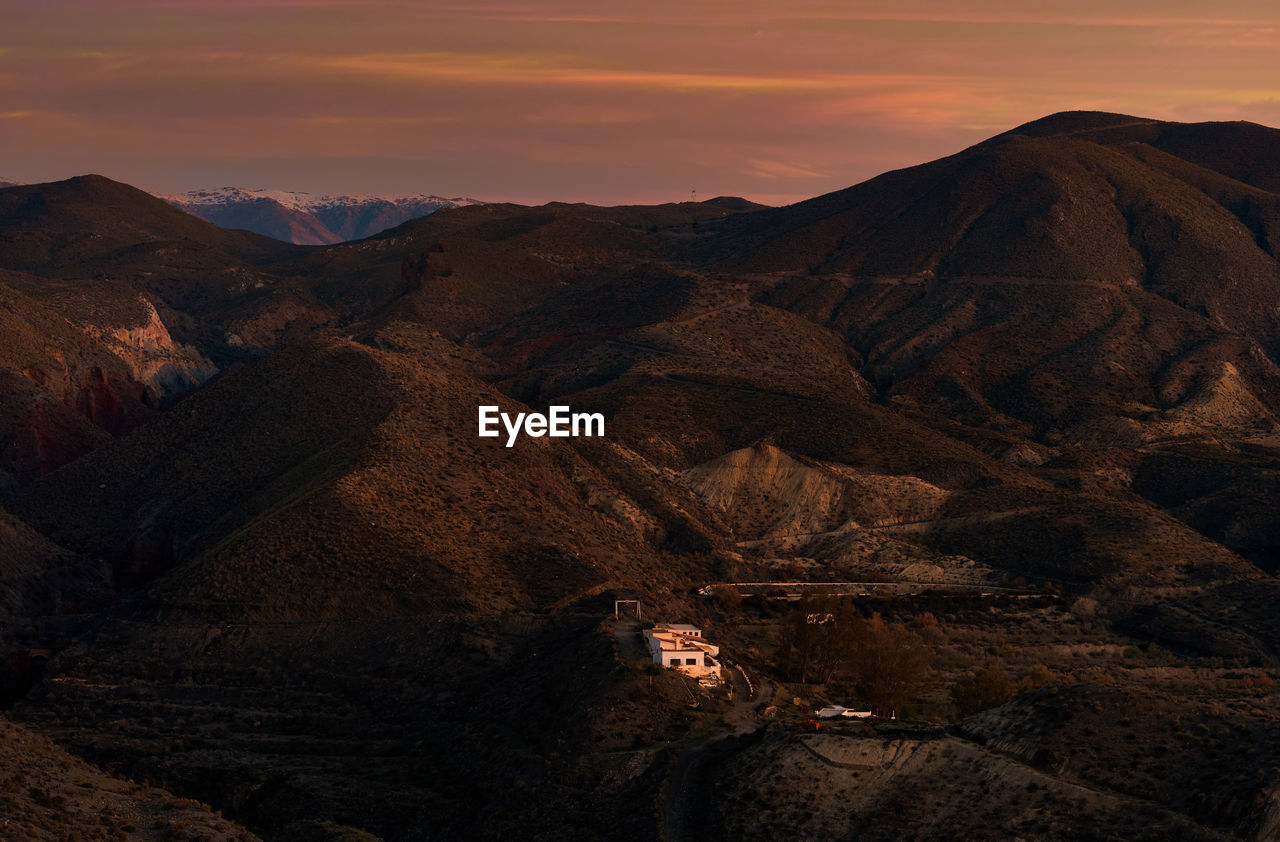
164,186,484,244
999,109,1280,192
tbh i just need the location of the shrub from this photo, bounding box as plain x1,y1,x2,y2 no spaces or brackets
951,665,1015,717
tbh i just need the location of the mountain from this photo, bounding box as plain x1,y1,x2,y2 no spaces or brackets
0,715,256,841
165,186,483,245
0,175,346,366
0,178,19,188
0,175,293,270
2,114,1280,839
710,114,1280,353
698,114,1280,454
1001,110,1280,193
162,188,338,245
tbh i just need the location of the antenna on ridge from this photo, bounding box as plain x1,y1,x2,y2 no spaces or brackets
691,188,697,203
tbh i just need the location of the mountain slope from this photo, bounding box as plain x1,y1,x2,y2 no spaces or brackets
714,135,1280,350
1004,110,1280,193
0,715,257,841
3,113,1280,840
166,187,482,244
689,114,1280,457
0,276,163,483
0,176,295,271
7,325,725,837
10,326,710,612
167,191,339,245
0,176,343,368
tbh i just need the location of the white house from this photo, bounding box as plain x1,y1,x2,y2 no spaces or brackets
643,623,722,680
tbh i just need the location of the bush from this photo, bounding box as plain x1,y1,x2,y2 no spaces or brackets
951,665,1015,717
713,585,742,612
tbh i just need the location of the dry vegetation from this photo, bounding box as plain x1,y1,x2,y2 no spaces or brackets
0,715,256,841
0,112,1279,839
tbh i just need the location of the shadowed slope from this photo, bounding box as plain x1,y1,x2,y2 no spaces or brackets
0,715,257,841
0,175,296,272
10,326,711,615
710,116,1280,357
7,326,724,838
1006,110,1280,193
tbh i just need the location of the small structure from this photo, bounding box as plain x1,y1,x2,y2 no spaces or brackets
643,623,722,683
614,599,642,620
816,705,873,719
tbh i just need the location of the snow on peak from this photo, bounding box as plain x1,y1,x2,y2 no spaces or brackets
159,185,486,244
164,187,483,212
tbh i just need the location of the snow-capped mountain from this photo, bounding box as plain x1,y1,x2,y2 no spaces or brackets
162,187,483,245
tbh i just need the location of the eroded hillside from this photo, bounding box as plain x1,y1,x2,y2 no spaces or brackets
1,113,1279,839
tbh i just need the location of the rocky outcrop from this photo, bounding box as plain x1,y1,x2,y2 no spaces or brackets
684,443,949,541
75,295,218,401
0,282,217,481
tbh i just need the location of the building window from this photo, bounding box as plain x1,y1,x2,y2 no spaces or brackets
686,658,699,666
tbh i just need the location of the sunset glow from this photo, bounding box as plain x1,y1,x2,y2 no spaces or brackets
3,0,1279,203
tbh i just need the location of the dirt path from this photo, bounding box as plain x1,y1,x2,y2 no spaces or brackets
703,581,1036,599
612,618,648,661
668,297,750,326
662,737,718,842
724,663,757,734
662,673,776,840
733,506,1052,549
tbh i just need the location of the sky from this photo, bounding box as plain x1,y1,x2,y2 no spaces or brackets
1,0,1279,205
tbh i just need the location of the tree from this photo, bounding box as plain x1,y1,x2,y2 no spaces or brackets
779,604,935,716
950,665,1015,717
779,595,857,684
842,613,934,717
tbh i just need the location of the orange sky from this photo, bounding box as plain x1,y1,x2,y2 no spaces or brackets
2,0,1279,204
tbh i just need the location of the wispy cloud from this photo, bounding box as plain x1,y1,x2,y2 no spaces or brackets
746,159,825,179
316,52,960,92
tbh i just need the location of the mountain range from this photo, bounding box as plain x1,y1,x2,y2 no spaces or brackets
164,186,483,245
1,111,1280,840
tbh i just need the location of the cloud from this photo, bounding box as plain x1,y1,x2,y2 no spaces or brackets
315,51,944,92
746,159,825,179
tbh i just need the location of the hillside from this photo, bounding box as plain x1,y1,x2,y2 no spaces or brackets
711,127,1280,354
0,176,295,271
11,327,716,613
7,325,729,837
0,176,347,378
1002,110,1280,193
0,715,257,841
1,113,1279,839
